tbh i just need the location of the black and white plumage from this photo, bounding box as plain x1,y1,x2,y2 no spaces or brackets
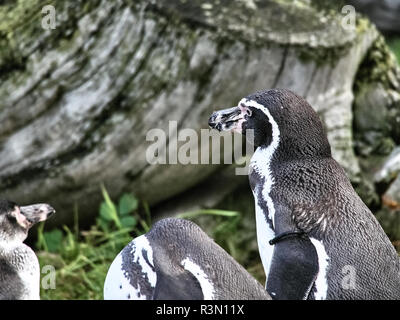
104,218,270,300
0,199,55,300
209,88,400,300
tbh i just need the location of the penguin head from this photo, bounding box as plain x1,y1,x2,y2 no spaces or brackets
0,199,55,242
209,88,331,159
104,218,213,300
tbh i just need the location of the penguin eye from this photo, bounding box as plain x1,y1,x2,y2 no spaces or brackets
245,108,252,117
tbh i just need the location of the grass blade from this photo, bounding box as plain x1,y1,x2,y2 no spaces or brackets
176,209,239,220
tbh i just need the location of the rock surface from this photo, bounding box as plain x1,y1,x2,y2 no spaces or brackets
375,147,400,185
0,0,399,227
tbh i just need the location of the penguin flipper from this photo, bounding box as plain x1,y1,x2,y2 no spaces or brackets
266,235,319,300
266,203,319,300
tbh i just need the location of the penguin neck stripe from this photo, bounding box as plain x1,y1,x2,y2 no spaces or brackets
181,257,215,300
240,98,280,227
130,235,157,288
254,200,275,284
103,235,157,300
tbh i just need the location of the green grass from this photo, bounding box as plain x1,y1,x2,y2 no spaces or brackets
36,187,242,300
37,188,148,300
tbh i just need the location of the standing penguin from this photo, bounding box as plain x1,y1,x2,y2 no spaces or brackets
0,199,55,300
209,88,400,300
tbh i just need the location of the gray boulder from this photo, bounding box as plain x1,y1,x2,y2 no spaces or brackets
0,0,399,227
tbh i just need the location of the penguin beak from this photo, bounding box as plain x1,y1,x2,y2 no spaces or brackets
208,106,246,133
18,203,55,229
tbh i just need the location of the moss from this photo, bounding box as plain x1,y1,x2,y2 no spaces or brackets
146,0,370,70
296,15,375,67
309,0,346,11
0,0,42,32
352,33,400,155
152,0,351,46
356,15,372,34
0,0,102,80
354,35,400,92
354,176,380,210
0,0,367,82
375,137,396,156
0,0,42,75
297,42,350,67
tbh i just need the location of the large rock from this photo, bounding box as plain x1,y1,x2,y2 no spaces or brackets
0,0,398,225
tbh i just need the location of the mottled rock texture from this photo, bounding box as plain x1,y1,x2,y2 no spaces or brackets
0,0,399,230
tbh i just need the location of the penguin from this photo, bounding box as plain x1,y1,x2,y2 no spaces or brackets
208,88,400,300
0,199,55,300
104,218,271,300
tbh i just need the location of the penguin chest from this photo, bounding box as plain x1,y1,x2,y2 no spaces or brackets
18,265,40,300
252,180,276,285
255,201,275,285
14,246,41,300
